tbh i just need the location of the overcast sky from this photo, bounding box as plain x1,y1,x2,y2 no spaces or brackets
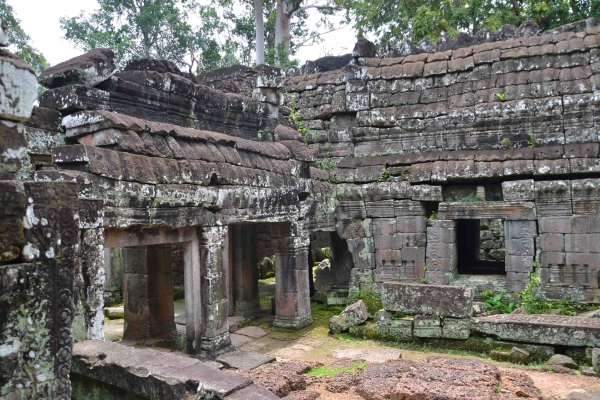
9,0,356,68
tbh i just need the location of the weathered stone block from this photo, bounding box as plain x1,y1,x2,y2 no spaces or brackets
413,315,442,338
502,179,535,201
412,184,443,201
535,180,573,216
375,319,413,341
442,317,471,339
505,220,537,239
381,282,473,318
397,216,427,233
472,314,600,347
0,50,37,121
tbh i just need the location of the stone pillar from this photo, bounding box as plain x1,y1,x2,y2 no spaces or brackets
425,220,457,285
122,245,175,340
505,220,537,292
272,222,312,329
74,199,105,342
231,224,260,317
199,226,231,352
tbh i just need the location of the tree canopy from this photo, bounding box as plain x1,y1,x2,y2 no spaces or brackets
0,0,49,74
60,0,234,73
338,0,600,44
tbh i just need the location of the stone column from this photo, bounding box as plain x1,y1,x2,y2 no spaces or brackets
505,220,537,292
199,226,231,352
425,220,457,285
272,222,312,329
231,224,261,316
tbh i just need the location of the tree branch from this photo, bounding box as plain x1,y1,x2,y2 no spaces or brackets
290,21,351,50
291,4,341,17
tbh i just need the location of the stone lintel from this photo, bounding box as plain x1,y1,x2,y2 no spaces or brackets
437,201,536,221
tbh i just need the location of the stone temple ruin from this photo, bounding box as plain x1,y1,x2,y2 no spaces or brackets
3,14,600,400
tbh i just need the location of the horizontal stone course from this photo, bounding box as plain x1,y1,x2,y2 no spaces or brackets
472,314,600,347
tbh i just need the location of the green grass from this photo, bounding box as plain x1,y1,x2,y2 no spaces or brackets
306,361,367,377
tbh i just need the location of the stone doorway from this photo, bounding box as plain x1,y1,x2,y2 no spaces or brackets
456,219,506,275
227,222,312,330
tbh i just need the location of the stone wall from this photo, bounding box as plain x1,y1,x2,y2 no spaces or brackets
0,35,79,398
277,21,600,303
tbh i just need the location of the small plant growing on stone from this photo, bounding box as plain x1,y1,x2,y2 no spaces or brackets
379,166,391,181
496,93,505,101
455,273,462,279
284,93,308,136
482,290,515,314
314,158,338,171
421,277,427,283
527,132,536,148
500,137,512,149
428,211,437,220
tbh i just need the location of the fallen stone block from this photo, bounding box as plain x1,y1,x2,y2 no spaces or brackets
39,48,116,89
329,300,369,334
490,347,530,364
381,282,473,318
472,314,600,347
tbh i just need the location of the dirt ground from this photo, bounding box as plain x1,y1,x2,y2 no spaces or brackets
103,279,600,399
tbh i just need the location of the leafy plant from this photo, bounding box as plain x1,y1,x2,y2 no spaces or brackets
496,93,505,101
519,275,580,316
527,132,536,148
455,273,462,279
379,166,391,181
428,211,438,220
500,137,512,149
285,93,308,136
421,277,427,283
350,285,383,316
459,195,483,202
482,290,515,314
314,158,338,171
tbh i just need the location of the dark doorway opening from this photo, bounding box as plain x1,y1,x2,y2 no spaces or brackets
456,219,506,275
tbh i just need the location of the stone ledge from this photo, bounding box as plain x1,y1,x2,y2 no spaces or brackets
437,201,537,221
472,314,600,347
72,340,273,399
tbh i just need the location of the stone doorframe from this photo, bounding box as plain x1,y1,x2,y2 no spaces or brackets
104,226,230,353
426,202,538,291
225,221,313,330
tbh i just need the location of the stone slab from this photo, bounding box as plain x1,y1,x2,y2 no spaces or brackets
216,350,276,370
472,314,600,347
381,282,474,318
235,326,268,338
224,384,279,400
72,340,254,399
230,333,253,347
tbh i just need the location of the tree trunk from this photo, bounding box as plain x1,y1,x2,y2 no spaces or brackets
275,0,284,57
254,0,265,65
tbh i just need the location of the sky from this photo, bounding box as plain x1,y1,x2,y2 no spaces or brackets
9,0,356,68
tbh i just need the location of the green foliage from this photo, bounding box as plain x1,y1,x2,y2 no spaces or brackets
519,275,580,316
421,277,427,283
314,158,338,170
351,285,383,316
428,211,438,220
307,361,366,377
481,290,515,314
455,273,462,279
337,0,600,46
60,0,239,72
285,93,308,136
527,132,536,148
496,93,505,101
0,0,49,75
500,137,513,149
459,195,483,202
379,166,391,181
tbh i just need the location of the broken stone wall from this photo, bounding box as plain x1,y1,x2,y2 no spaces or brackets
0,37,80,398
278,21,600,303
